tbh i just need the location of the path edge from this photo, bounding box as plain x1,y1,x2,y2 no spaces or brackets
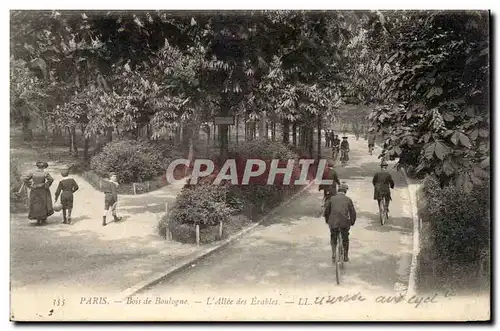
401,167,421,297
117,180,316,300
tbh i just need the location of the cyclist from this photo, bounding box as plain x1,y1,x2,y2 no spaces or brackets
331,135,341,160
367,130,376,155
324,182,356,262
319,159,341,205
372,160,395,214
340,136,350,164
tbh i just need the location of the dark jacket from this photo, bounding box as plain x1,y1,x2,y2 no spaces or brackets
372,170,395,200
340,140,349,150
368,134,376,144
102,179,119,201
324,193,357,228
318,167,341,195
55,178,79,201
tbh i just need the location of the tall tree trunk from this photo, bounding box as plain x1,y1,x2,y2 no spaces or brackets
81,124,90,160
213,122,216,144
106,127,113,143
42,119,49,147
271,122,276,141
260,112,267,139
71,127,78,157
236,115,239,145
83,137,90,160
22,118,33,142
218,98,230,159
292,122,297,146
308,127,314,157
282,119,290,144
67,128,73,155
175,126,181,144
317,116,322,161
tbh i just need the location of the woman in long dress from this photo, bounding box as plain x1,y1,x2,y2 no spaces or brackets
23,161,54,225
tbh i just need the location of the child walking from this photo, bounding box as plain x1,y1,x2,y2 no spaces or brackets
102,172,122,226
54,165,79,225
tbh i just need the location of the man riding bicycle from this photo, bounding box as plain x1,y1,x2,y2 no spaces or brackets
324,182,356,262
332,135,340,160
372,160,395,214
340,137,350,163
319,159,341,204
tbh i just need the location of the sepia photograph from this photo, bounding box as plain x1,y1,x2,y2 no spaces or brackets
8,8,491,322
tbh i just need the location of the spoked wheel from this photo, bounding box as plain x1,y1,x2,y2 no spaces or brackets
335,234,344,285
379,198,388,226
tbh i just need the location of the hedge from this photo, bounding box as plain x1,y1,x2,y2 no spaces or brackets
417,175,490,290
89,139,167,184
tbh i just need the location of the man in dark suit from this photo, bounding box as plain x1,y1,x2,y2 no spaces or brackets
372,160,395,214
324,182,357,262
318,159,341,202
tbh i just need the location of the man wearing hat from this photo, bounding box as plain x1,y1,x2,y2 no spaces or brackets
319,159,341,203
331,135,341,160
340,136,350,163
372,160,395,214
102,172,122,226
54,165,79,224
324,182,356,262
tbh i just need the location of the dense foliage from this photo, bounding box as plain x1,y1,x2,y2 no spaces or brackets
90,139,165,183
420,175,489,263
167,185,234,227
366,11,489,191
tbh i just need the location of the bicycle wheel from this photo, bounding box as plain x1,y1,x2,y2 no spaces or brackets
335,234,343,284
379,198,387,225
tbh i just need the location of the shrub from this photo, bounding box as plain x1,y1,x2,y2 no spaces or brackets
168,185,234,227
90,139,165,183
421,175,490,263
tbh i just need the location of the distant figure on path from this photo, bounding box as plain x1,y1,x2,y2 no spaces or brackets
102,172,122,226
54,165,79,225
367,131,376,155
23,161,54,225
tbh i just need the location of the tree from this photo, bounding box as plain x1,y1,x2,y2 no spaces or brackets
367,11,489,191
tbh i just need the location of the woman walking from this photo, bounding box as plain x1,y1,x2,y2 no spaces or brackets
23,161,54,225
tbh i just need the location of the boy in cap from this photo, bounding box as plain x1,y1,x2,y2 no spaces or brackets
54,165,79,224
102,172,122,226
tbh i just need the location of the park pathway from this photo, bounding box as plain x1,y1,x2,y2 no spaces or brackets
10,158,199,297
141,136,415,298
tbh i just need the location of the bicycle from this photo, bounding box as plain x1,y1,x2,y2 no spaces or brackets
378,196,389,225
332,147,339,162
334,232,345,285
340,150,348,167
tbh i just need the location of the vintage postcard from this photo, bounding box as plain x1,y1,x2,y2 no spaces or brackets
9,9,491,321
